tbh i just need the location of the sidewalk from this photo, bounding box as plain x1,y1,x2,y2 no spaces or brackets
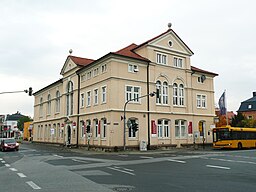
21,140,216,155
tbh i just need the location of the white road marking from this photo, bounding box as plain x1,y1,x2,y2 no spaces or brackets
206,165,230,170
0,158,2,160
1,160,5,163
26,181,41,190
140,156,153,159
53,154,64,158
5,164,10,167
72,159,88,163
167,159,186,164
10,168,18,172
123,168,134,172
17,173,27,178
108,167,135,176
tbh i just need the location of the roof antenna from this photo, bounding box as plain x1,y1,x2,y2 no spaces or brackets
168,22,172,29
69,49,73,55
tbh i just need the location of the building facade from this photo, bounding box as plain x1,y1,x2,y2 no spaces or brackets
33,26,218,150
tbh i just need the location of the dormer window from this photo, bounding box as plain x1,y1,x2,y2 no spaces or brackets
248,104,252,109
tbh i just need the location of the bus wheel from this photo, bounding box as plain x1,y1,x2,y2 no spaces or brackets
238,142,242,150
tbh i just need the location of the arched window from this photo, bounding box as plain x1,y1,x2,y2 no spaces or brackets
66,81,73,116
47,94,51,115
56,91,60,113
156,81,161,104
179,84,184,106
163,82,168,104
173,83,178,105
173,83,184,106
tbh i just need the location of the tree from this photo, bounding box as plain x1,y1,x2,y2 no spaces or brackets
242,119,256,128
17,116,33,131
230,112,246,127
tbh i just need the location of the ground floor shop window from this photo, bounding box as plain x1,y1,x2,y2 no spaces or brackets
157,119,170,138
175,119,187,138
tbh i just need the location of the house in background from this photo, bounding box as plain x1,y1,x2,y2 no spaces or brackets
237,92,256,120
0,115,5,137
3,111,26,138
33,24,218,150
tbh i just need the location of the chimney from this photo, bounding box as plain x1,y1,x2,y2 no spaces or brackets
253,92,256,97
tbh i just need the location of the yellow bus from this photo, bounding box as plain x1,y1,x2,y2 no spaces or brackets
213,126,256,149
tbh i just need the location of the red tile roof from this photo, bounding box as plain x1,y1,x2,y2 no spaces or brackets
113,43,150,62
69,55,94,66
191,66,218,76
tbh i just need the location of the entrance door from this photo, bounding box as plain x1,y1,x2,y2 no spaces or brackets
67,125,71,145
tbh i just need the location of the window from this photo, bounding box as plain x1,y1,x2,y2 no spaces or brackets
157,119,169,138
128,64,138,73
94,89,98,105
87,71,92,79
248,104,252,109
101,64,107,73
80,121,85,137
93,68,99,76
80,93,85,107
102,86,107,103
156,81,168,105
66,81,73,116
174,57,183,68
55,91,60,113
102,118,107,138
173,83,184,106
39,97,43,117
156,81,162,104
179,84,184,106
87,91,91,107
156,53,167,65
175,120,187,138
47,94,51,115
125,86,140,103
128,119,137,138
81,73,86,81
197,94,207,108
94,119,99,138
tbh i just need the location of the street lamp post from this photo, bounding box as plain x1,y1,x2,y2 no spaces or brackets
123,92,156,151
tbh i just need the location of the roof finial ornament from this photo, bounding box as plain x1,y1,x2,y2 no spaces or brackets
168,22,172,29
69,49,73,55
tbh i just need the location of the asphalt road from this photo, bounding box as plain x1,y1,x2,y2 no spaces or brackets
1,142,256,192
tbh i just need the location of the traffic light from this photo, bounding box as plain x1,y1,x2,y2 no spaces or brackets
132,122,139,132
156,88,160,98
86,125,91,133
28,87,33,96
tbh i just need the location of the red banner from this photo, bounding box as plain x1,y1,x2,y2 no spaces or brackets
188,122,193,134
151,120,157,135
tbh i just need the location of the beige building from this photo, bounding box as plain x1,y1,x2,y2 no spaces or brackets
33,26,218,150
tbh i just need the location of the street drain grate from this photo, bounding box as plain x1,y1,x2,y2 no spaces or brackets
113,187,133,191
104,185,135,191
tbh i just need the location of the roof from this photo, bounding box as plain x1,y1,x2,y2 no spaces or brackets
191,66,218,76
237,93,256,112
69,55,94,67
6,112,26,121
113,43,150,62
134,29,194,55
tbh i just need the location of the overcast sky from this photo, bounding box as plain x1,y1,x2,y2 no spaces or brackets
0,0,255,118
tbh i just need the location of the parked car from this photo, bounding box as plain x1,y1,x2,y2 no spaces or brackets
0,138,19,152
